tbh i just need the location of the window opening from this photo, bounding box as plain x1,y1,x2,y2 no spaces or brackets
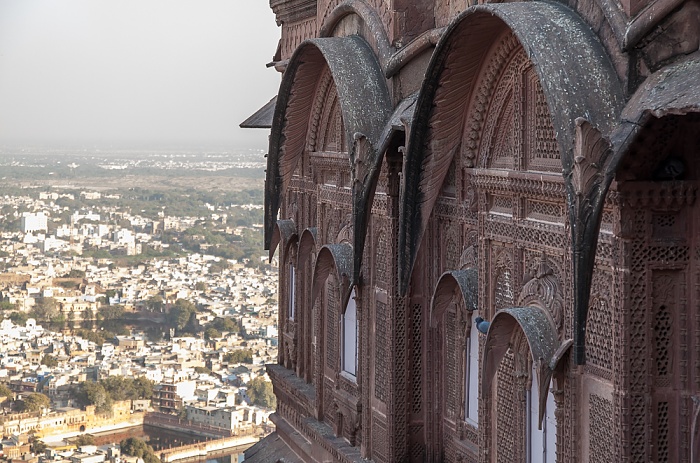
465,313,480,425
342,289,358,376
289,264,296,320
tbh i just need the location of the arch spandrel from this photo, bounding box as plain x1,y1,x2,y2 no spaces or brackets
312,243,354,312
298,227,319,267
269,219,299,263
398,1,625,294
430,268,479,326
482,307,571,429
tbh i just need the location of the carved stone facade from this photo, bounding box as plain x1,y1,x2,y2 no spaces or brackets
249,0,700,462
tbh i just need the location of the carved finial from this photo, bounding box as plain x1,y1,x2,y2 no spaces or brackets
572,118,613,196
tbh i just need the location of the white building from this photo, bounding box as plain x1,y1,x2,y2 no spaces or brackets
20,212,48,233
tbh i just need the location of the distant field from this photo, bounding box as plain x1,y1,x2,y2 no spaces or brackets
0,146,266,192
11,174,264,192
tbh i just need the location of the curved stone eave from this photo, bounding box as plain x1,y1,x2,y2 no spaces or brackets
319,0,393,70
612,54,700,157
482,307,564,428
429,268,478,326
398,1,625,295
311,243,354,312
265,36,392,251
297,227,318,267
269,219,298,263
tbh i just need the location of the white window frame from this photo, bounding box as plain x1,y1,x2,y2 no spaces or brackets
342,289,358,377
527,365,557,463
288,263,295,320
464,312,480,426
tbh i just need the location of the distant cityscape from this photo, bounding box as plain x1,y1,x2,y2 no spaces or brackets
0,148,275,463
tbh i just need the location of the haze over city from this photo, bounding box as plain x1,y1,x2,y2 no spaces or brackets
0,1,281,150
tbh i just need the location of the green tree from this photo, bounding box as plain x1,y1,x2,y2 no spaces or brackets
66,269,86,279
211,317,239,334
0,383,13,398
204,327,221,340
0,301,18,312
75,328,106,346
74,434,96,446
99,304,124,320
120,437,160,463
147,295,164,312
17,393,51,412
194,281,208,292
133,377,154,400
31,439,47,454
9,311,28,325
74,381,112,413
167,299,195,331
223,349,253,364
101,376,153,402
31,297,59,322
41,354,59,368
246,377,276,408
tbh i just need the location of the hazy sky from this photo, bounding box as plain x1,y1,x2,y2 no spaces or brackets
0,1,281,149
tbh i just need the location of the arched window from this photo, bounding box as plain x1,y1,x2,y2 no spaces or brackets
464,312,480,425
342,289,358,377
288,263,296,320
527,364,556,463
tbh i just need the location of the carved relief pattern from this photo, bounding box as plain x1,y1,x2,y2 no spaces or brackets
652,273,676,381
526,200,564,223
479,59,524,170
495,351,517,463
589,394,613,462
463,34,527,167
326,275,338,369
443,222,460,271
409,424,425,462
586,271,614,376
493,248,514,311
375,300,388,403
620,182,694,462
462,32,520,168
626,207,651,463
525,67,559,171
281,17,318,59
324,377,336,426
376,229,388,286
490,195,513,216
373,416,389,463
307,69,335,153
393,294,409,462
655,401,670,463
321,96,345,153
445,310,457,420
411,303,423,415
434,0,469,28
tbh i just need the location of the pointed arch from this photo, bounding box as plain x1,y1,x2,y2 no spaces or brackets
312,243,354,311
482,307,572,428
318,0,392,69
430,268,478,325
269,219,299,263
265,36,392,288
398,1,625,294
298,227,318,267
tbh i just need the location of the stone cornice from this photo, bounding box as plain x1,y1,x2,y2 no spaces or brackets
270,0,317,24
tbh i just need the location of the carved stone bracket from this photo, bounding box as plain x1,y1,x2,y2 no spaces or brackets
564,118,614,365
